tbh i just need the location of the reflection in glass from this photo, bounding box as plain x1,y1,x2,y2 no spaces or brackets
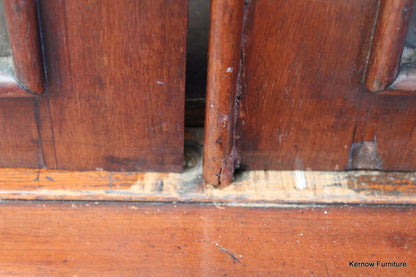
402,0,416,64
0,0,15,77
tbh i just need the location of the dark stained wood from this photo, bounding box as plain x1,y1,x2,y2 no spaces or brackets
3,0,44,94
200,0,416,177
365,0,414,92
203,0,245,186
37,0,187,172
235,0,379,172
0,98,40,168
0,202,414,276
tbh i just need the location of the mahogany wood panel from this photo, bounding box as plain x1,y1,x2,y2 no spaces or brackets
3,0,44,95
36,0,187,171
0,202,414,276
365,0,414,92
217,0,416,177
203,0,245,186
0,99,40,168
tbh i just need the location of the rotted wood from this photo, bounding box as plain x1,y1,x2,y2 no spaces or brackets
365,0,414,92
3,0,44,95
0,201,415,276
203,0,245,186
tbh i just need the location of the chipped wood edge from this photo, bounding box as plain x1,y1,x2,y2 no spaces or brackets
0,168,415,204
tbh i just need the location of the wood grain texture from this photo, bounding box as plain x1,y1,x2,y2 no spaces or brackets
365,0,413,92
37,0,187,171
3,0,44,94
0,201,414,276
0,168,415,204
0,99,40,168
203,0,245,186
227,0,416,173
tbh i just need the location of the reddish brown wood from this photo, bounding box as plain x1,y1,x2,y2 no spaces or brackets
234,0,377,171
203,0,245,186
365,0,413,92
201,0,416,175
0,98,40,168
0,202,414,276
0,71,33,97
36,0,187,171
3,0,44,94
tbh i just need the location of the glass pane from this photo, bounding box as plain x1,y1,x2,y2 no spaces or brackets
402,0,416,64
0,0,11,57
0,0,15,77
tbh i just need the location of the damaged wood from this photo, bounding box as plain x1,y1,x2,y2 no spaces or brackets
0,168,416,204
347,138,384,170
203,0,245,187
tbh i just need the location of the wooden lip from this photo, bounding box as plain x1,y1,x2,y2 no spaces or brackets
0,168,415,204
2,0,44,96
365,0,414,92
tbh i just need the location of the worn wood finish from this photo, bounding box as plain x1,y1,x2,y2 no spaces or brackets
0,99,40,168
36,0,187,171
219,0,416,175
0,201,414,276
203,0,245,186
387,64,416,92
365,0,414,92
0,71,33,97
0,168,416,204
3,0,44,94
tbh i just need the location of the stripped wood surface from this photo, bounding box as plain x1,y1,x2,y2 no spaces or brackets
0,168,415,204
0,201,414,276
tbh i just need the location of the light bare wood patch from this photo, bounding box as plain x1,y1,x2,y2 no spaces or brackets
0,168,414,203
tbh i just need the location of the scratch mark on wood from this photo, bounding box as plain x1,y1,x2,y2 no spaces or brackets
218,246,241,263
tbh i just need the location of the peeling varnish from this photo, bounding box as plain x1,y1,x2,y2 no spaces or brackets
0,169,415,204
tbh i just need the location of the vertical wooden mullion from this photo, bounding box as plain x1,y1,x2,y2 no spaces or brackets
365,0,413,92
203,0,245,186
2,0,44,95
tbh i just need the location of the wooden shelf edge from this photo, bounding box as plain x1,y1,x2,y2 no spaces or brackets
0,168,415,204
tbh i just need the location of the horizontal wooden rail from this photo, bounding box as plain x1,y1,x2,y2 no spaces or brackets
0,201,415,276
0,168,415,204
